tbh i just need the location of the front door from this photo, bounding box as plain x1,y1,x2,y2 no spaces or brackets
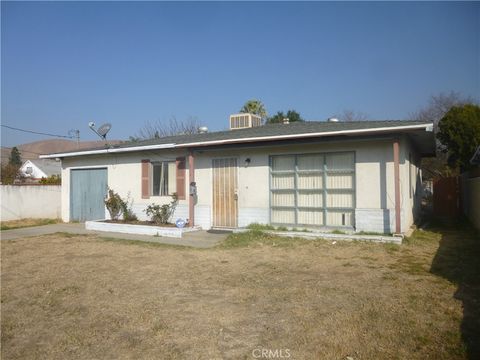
212,158,238,228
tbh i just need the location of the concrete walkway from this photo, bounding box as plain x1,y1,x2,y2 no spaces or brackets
1,223,228,248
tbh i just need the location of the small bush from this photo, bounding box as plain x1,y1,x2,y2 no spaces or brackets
120,192,138,222
39,175,61,185
145,193,178,225
105,189,138,222
104,189,123,220
246,223,275,231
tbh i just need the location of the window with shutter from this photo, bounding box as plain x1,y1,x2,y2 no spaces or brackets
176,157,186,200
141,159,150,199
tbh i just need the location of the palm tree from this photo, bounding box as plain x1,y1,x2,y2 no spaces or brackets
240,99,267,120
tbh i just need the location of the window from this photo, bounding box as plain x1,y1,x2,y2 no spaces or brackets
152,161,177,196
270,152,355,228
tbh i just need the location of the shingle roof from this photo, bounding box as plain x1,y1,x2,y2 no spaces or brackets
42,120,432,157
29,159,61,176
115,120,428,148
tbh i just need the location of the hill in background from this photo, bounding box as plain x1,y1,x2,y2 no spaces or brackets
1,139,123,165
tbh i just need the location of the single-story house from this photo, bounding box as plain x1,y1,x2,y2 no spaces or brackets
19,159,61,180
40,116,435,234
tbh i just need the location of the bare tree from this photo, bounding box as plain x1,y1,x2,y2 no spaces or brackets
410,91,475,131
134,116,201,140
335,109,369,122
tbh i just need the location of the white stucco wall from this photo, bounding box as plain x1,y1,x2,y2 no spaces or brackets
61,149,190,223
59,135,422,233
1,185,61,221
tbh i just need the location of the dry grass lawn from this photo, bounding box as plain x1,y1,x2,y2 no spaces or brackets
1,225,478,359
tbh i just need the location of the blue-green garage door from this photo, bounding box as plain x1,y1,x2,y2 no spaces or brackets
70,168,108,221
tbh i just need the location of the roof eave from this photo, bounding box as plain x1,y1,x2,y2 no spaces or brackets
39,123,433,159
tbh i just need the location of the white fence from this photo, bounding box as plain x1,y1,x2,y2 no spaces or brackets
1,185,61,221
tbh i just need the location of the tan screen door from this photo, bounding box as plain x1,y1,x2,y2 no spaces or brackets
212,158,238,228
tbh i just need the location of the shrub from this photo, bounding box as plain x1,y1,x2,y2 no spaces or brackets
39,175,61,185
104,189,124,220
104,189,138,222
120,192,138,222
145,193,178,225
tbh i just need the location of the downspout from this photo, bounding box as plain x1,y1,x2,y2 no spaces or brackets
393,139,401,233
188,150,195,227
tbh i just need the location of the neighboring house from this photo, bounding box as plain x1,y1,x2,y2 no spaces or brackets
40,116,435,234
19,159,61,180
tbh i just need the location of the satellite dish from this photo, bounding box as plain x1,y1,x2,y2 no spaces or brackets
97,123,112,138
88,121,112,140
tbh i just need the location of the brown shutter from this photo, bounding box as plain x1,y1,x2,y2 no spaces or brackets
141,159,150,199
176,157,186,200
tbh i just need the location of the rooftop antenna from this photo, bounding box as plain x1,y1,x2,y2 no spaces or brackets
68,129,80,148
88,122,112,147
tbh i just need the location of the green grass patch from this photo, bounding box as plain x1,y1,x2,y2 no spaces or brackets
330,229,347,235
219,230,310,249
1,218,60,230
246,223,275,231
383,243,401,253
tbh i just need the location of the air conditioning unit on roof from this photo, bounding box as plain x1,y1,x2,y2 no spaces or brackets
229,113,262,130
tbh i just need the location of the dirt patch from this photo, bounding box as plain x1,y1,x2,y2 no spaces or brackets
1,229,470,359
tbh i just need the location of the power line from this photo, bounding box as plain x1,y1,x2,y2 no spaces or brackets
1,124,74,139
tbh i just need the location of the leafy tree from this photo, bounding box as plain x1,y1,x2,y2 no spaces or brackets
9,147,22,166
240,99,267,120
267,110,304,124
437,104,480,172
0,164,19,184
411,91,477,178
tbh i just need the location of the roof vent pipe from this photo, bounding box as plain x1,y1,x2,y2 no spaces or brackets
328,117,339,122
283,118,290,124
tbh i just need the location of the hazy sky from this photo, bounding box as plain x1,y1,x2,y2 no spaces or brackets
1,1,479,146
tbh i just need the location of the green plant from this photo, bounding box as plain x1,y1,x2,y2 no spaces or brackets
39,175,61,185
104,189,124,220
331,229,347,235
1,163,20,184
120,192,137,222
145,193,178,225
437,103,480,171
246,223,275,231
